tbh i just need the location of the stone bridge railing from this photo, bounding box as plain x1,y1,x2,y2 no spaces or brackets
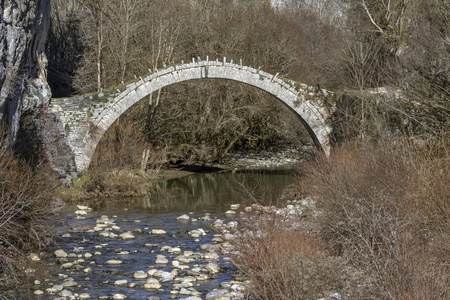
51,58,335,171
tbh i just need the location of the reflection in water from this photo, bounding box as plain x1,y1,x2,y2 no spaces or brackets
94,170,299,214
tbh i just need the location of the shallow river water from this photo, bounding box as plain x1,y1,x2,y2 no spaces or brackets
30,170,298,300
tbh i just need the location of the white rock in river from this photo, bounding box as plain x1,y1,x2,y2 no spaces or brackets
151,229,167,235
179,288,192,295
60,262,73,269
205,262,221,273
107,259,122,265
230,204,240,210
114,279,128,286
77,205,91,210
54,249,68,258
160,271,174,282
172,260,180,267
79,293,91,299
119,231,135,239
75,210,88,215
184,297,202,300
46,284,63,293
181,281,194,288
155,255,169,264
213,219,224,227
34,290,44,295
61,279,78,287
98,231,110,237
133,271,148,279
147,269,159,276
204,252,220,260
188,230,201,238
177,214,190,220
205,289,232,299
59,289,73,297
169,247,182,255
144,278,162,289
112,294,127,300
225,210,236,216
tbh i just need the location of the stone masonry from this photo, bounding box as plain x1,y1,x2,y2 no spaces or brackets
51,58,335,172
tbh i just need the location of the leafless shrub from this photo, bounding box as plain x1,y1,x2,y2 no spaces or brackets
231,210,346,300
89,119,148,172
301,137,449,299
0,127,57,287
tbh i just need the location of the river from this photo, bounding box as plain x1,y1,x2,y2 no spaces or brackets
27,169,298,300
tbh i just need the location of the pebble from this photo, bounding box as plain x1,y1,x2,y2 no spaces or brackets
77,205,91,210
225,210,236,216
206,262,221,273
151,229,167,235
177,214,190,220
59,289,73,297
106,259,123,265
205,289,232,299
98,231,110,237
169,247,182,255
60,262,73,269
54,249,68,258
133,270,148,279
155,255,169,264
180,288,192,295
160,271,174,282
147,269,159,276
61,279,77,287
144,278,162,289
112,294,127,300
114,279,128,286
34,290,44,295
79,293,91,299
230,204,240,210
119,232,135,239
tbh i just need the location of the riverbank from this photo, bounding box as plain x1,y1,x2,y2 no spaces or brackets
59,147,312,203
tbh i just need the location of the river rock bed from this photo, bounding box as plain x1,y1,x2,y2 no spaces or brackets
31,204,246,300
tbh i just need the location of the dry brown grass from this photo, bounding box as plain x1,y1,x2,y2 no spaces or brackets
301,137,449,299
231,212,346,300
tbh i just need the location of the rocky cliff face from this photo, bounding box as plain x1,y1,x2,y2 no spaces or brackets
1,0,76,184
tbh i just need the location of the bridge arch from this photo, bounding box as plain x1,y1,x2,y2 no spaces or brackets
52,58,334,172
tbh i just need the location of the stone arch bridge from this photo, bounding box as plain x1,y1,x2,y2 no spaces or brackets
51,58,335,172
